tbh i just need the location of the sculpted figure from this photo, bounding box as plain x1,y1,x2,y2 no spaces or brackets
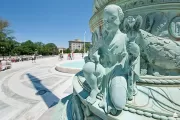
134,28,180,75
125,14,180,76
98,5,128,114
83,28,105,104
145,12,169,38
83,4,140,115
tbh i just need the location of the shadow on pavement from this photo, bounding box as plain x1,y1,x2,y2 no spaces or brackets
26,73,60,108
26,73,73,120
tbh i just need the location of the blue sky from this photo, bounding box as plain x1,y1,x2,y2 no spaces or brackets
0,0,93,48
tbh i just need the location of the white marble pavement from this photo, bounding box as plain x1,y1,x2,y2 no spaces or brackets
0,56,79,120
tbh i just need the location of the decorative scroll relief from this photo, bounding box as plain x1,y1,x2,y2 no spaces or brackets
144,12,169,38
120,0,180,10
90,0,180,33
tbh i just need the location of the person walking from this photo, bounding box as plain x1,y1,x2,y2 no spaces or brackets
72,52,74,60
61,53,63,60
32,54,34,63
21,56,23,62
70,53,72,60
32,54,36,63
59,53,63,60
70,52,73,60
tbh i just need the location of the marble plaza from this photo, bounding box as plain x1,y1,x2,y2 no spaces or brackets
0,56,76,120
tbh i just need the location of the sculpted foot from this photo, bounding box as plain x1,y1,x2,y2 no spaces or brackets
99,100,109,113
127,88,133,101
109,106,118,115
99,100,105,108
86,89,99,104
128,93,133,101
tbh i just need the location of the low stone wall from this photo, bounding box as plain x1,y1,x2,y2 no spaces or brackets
55,65,81,74
55,59,83,74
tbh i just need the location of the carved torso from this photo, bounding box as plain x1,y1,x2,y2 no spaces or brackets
98,30,128,73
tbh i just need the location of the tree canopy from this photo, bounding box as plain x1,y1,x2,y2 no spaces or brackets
0,18,59,56
74,49,80,53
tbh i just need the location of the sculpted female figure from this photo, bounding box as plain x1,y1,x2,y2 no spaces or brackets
83,4,140,114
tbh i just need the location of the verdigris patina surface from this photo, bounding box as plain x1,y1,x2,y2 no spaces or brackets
70,4,180,120
136,29,180,76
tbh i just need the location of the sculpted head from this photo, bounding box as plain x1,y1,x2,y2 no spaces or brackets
104,5,124,31
127,16,136,27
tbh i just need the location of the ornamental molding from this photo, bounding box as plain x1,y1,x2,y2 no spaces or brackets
90,1,180,32
119,0,180,11
92,0,180,15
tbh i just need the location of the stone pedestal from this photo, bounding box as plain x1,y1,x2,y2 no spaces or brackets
71,71,180,120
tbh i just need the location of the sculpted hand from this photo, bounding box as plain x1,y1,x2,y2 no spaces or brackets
90,36,104,57
127,42,140,58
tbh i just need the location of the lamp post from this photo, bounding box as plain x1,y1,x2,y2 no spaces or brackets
84,31,86,55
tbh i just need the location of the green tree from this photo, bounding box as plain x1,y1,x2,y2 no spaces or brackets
0,19,14,42
44,43,58,55
64,48,71,53
0,18,16,57
80,49,84,53
74,49,80,53
0,18,8,31
5,38,19,55
20,40,36,55
81,43,91,53
0,18,61,56
12,46,22,55
85,43,91,52
34,42,44,55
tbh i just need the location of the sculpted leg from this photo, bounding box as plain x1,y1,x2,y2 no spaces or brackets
109,76,127,111
127,70,133,101
83,62,100,104
133,74,138,96
98,85,108,113
98,73,109,113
